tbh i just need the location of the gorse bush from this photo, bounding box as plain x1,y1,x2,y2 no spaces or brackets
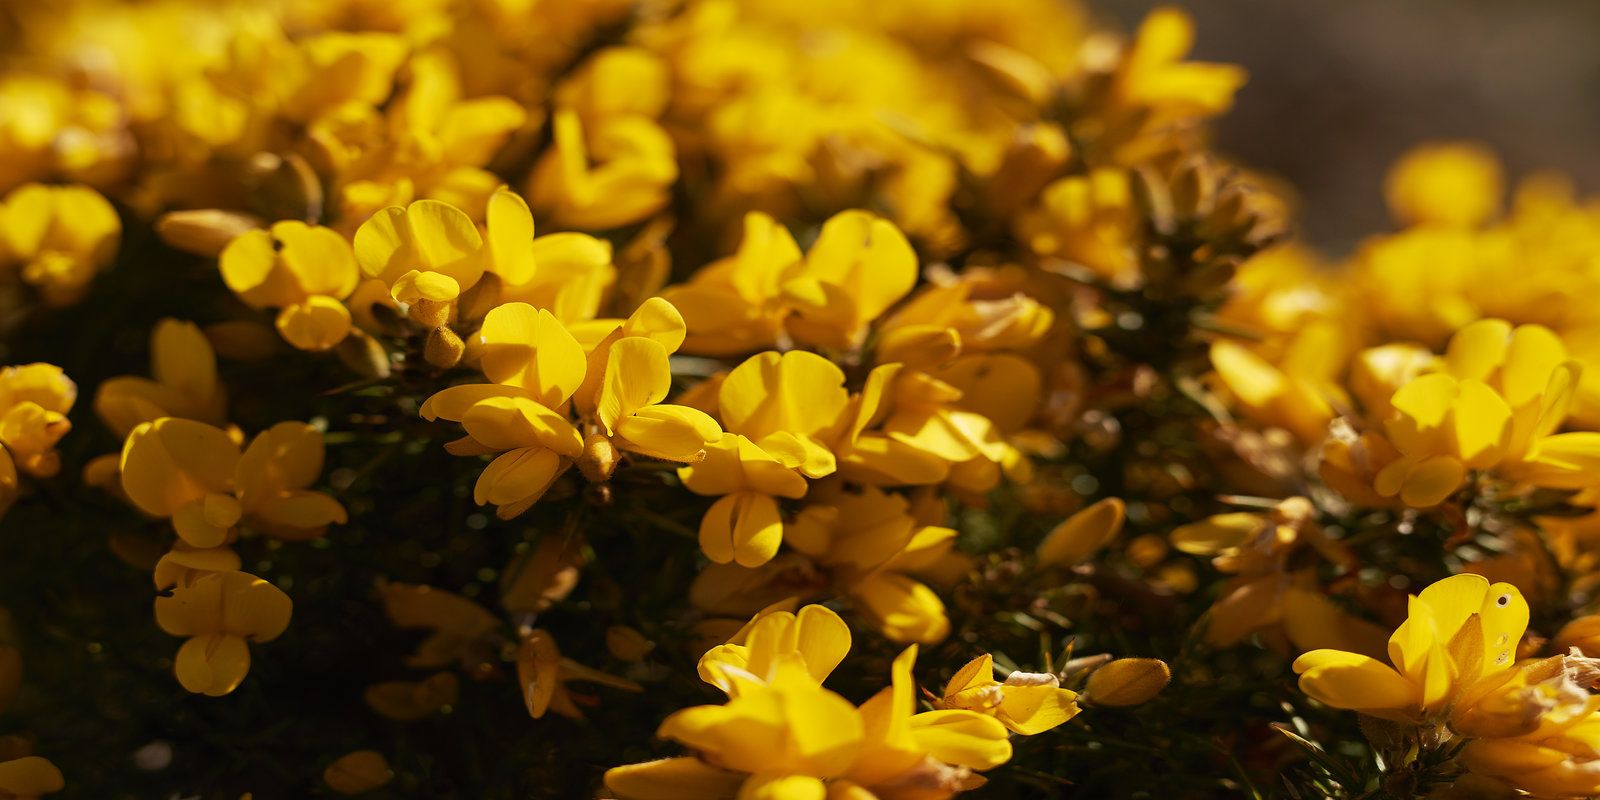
0,1,1596,798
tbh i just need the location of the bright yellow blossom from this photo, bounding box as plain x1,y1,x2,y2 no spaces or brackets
120,418,345,547
1293,573,1528,722
219,221,361,351
153,569,291,696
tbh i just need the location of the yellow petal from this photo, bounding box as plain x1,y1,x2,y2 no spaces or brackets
699,491,783,567
597,337,671,433
478,303,586,407
604,757,745,800
850,573,950,644
175,633,252,696
1170,512,1263,555
909,709,1012,770
1292,650,1417,716
276,297,352,351
462,397,583,456
614,405,722,462
120,418,240,517
486,190,537,285
474,447,566,509
998,683,1080,734
719,351,849,442
1443,318,1511,383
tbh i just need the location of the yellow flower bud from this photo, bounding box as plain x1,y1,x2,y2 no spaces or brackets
1083,658,1171,707
154,209,263,257
606,626,654,662
1037,498,1125,567
424,326,465,370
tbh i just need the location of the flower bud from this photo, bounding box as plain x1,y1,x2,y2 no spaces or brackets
606,626,655,662
409,298,451,329
424,326,465,369
578,432,621,483
155,209,263,257
1037,498,1125,567
334,330,392,379
1083,658,1170,707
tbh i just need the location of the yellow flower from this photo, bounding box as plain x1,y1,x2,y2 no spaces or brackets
0,183,119,306
0,756,63,799
783,485,957,644
938,653,1081,735
780,210,919,351
1015,168,1139,285
219,221,361,351
1455,653,1600,797
1384,141,1503,229
481,189,616,323
608,607,1011,800
679,434,808,567
1362,319,1584,507
94,319,227,438
0,364,75,501
1293,573,1528,722
354,198,484,305
527,109,676,230
120,418,345,547
154,569,291,696
591,336,723,464
698,603,851,695
666,209,919,354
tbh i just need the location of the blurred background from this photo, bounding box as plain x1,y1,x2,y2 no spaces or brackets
1102,0,1600,251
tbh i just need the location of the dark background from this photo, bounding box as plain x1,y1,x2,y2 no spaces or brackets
1102,0,1600,251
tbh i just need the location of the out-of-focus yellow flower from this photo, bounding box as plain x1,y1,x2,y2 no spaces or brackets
1384,141,1503,229
939,653,1080,734
120,418,345,547
0,183,119,307
219,221,361,351
1294,574,1528,722
1340,319,1591,508
94,319,227,438
1016,168,1139,285
154,569,291,696
666,209,918,355
527,110,676,231
0,364,75,512
1093,7,1246,164
0,755,64,798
